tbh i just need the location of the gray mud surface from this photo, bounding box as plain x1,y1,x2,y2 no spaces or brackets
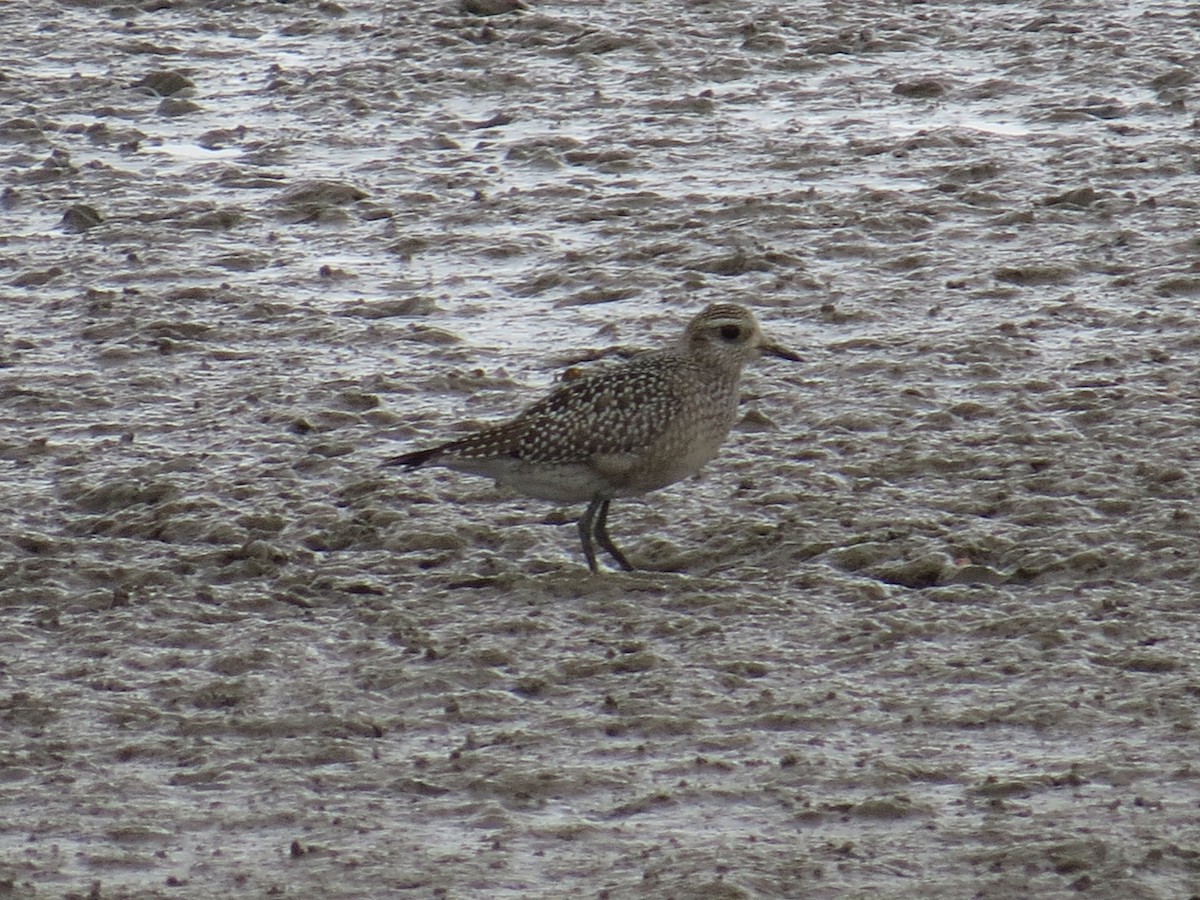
3,1,1200,897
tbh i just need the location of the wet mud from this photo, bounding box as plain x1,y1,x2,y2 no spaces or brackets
2,0,1199,897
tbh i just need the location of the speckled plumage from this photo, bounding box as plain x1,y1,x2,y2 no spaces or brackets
386,303,799,571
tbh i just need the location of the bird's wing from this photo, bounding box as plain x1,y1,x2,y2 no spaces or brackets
515,362,688,463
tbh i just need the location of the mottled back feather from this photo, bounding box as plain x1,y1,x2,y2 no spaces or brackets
441,354,716,464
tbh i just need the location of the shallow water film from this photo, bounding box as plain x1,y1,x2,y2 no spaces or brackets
2,0,1200,897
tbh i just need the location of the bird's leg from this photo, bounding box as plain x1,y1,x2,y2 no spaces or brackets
593,498,635,571
578,498,602,573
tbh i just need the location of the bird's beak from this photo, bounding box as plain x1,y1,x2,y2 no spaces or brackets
761,340,801,362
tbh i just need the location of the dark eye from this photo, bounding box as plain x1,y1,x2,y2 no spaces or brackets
720,324,742,341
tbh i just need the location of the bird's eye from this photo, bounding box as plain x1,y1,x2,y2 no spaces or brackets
719,324,742,341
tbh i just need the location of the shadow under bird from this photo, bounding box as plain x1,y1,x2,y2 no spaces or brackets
385,303,799,572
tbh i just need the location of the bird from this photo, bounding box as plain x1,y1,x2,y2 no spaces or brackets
384,303,799,572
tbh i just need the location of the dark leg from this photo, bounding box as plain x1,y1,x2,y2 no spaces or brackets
593,498,635,571
578,498,602,573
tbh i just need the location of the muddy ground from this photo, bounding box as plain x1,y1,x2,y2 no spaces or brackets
2,0,1200,897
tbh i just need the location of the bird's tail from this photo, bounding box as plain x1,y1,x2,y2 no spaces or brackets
383,446,443,468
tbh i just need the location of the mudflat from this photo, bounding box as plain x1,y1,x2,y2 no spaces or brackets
2,2,1198,897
